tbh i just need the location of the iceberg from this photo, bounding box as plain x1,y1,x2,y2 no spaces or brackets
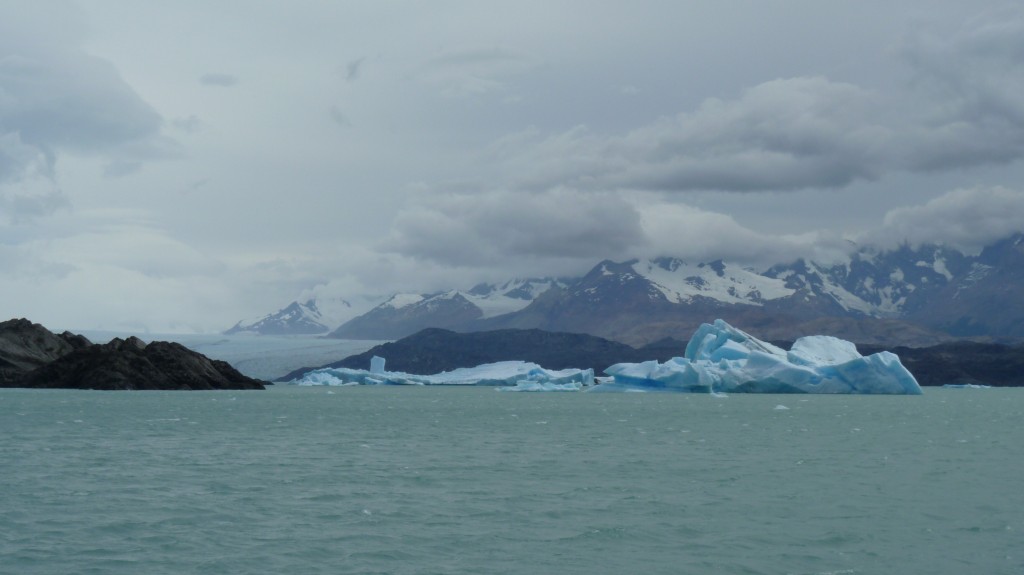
590,319,922,395
290,360,594,388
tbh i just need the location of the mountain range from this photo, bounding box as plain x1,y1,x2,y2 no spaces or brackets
229,233,1024,347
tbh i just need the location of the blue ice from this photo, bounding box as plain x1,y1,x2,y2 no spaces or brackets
591,319,922,394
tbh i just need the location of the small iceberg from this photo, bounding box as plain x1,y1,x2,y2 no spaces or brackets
942,383,991,389
589,319,922,395
290,356,594,389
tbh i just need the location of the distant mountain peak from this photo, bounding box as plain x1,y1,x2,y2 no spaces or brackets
231,232,1024,345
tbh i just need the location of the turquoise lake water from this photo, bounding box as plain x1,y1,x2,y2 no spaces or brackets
2,386,1022,575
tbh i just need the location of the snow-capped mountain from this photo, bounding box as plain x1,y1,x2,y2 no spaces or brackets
224,294,382,336
326,278,567,340
764,243,972,318
484,234,1024,344
634,258,795,306
481,257,826,345
907,233,1024,337
225,299,332,335
231,233,1024,345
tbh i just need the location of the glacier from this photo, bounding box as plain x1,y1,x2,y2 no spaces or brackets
291,357,595,389
590,319,922,394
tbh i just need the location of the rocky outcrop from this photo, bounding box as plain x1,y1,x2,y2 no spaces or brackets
0,318,92,385
0,319,265,390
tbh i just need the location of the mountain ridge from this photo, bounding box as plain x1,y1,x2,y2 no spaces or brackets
231,232,1024,346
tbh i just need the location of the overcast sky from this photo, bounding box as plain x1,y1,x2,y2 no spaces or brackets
3,1,1024,333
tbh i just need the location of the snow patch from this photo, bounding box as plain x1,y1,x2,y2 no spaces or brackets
633,259,794,306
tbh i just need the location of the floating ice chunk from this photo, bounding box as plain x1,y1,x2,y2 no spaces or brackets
498,380,582,392
291,359,594,388
685,320,787,361
370,355,386,374
787,336,861,366
590,319,922,395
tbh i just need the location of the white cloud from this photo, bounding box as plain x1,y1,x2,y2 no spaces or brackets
874,186,1024,253
635,200,851,267
0,209,235,332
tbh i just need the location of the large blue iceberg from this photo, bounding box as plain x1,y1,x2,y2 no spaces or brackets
591,319,922,394
291,357,594,390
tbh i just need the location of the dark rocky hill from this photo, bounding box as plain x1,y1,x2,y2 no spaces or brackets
0,319,265,390
281,327,681,381
857,341,1024,387
0,318,91,385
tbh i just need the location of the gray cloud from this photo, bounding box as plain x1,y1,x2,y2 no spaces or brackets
0,52,164,168
381,188,646,267
7,1,1024,332
0,132,49,184
0,3,172,198
0,186,69,223
172,115,204,133
483,8,1024,195
873,186,1024,253
897,7,1024,171
504,77,889,193
345,57,364,82
199,72,238,87
419,47,535,97
329,105,351,127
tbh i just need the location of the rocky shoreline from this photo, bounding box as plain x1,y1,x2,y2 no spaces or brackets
0,319,266,390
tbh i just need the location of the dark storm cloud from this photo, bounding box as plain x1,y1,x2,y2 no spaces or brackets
381,189,646,266
199,72,238,87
